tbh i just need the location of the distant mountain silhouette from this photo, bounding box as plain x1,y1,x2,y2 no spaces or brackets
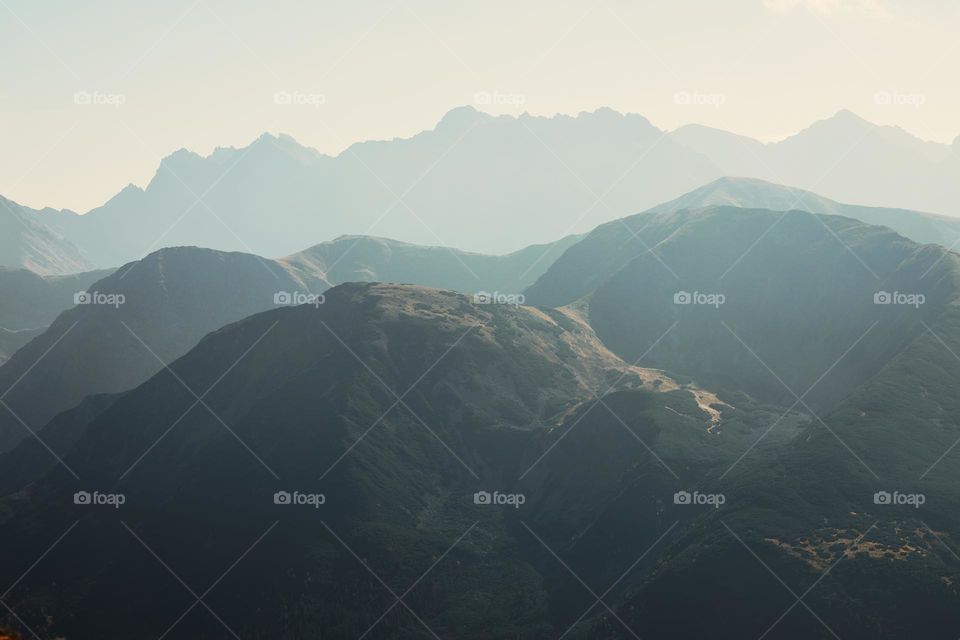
0,247,325,452
281,233,581,295
650,176,960,248
672,110,960,215
0,196,95,275
36,107,722,265
0,233,577,452
29,108,960,272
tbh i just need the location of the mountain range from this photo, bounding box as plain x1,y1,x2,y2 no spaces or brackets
33,107,718,266
5,173,956,394
529,204,953,410
4,193,960,637
522,195,960,637
0,247,323,453
6,107,952,272
0,282,795,639
4,111,960,638
0,231,574,454
649,176,960,250
280,233,581,296
673,110,960,215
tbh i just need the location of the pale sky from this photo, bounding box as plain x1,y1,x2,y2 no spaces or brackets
1,0,958,212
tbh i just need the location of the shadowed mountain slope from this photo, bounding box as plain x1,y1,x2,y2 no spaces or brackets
650,176,960,249
0,196,95,275
672,110,960,217
0,247,326,452
0,282,792,639
3,260,960,638
528,204,960,411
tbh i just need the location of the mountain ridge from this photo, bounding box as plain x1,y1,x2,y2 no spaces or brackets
0,281,795,639
0,196,96,275
20,106,957,272
4,206,960,636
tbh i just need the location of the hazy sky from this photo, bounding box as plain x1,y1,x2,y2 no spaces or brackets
2,0,958,212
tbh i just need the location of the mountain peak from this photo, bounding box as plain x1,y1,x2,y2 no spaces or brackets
670,174,778,194
777,108,875,145
253,131,305,148
544,107,653,130
583,106,623,119
105,182,144,204
136,244,273,268
788,109,873,135
248,132,322,163
831,108,869,124
436,105,487,131
162,147,203,165
707,175,762,187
